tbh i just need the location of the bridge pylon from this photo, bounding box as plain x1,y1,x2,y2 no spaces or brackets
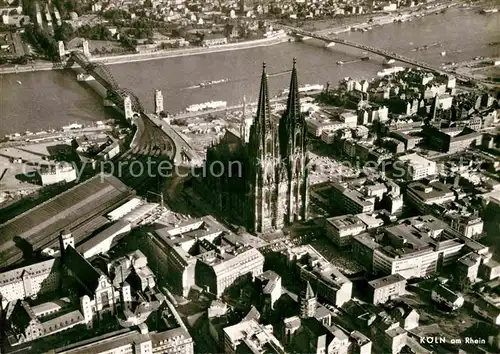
154,89,164,115
124,96,135,121
58,41,66,61
82,39,91,57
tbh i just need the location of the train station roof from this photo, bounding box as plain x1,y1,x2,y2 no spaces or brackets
0,174,134,268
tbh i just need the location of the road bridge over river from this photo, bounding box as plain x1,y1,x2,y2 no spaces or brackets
276,24,498,88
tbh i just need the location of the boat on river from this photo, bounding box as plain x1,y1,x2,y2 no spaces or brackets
198,78,229,88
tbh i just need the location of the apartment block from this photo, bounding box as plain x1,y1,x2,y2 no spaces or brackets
368,274,406,305
326,214,367,247
352,216,468,279
397,153,437,181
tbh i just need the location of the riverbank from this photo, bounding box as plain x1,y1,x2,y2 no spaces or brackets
94,36,289,65
0,1,462,75
0,35,289,75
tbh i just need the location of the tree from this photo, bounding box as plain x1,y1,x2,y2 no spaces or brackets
456,276,472,293
54,22,74,41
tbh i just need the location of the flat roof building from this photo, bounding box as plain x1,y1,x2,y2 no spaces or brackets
353,215,467,279
223,319,285,354
406,180,456,214
145,215,264,298
326,214,367,247
396,153,436,181
368,274,406,305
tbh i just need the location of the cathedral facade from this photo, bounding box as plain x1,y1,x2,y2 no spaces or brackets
201,60,309,234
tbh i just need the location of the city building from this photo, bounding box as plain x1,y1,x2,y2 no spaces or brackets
55,327,194,354
201,34,228,46
431,284,464,310
325,214,367,247
424,126,483,154
38,162,78,186
0,173,135,269
449,214,484,239
145,216,264,297
396,153,437,181
352,215,468,279
340,112,358,128
223,319,285,354
326,182,375,214
457,252,482,282
388,303,419,330
77,220,131,259
406,180,456,213
198,61,309,234
349,331,372,354
282,245,352,307
3,228,191,351
0,258,61,308
307,115,346,137
473,298,500,325
368,274,406,305
255,270,282,314
479,260,500,281
284,316,350,354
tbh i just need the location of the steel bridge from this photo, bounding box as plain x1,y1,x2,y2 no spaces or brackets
276,24,497,86
69,51,144,112
68,51,199,167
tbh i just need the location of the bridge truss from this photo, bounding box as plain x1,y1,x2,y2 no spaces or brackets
277,24,496,86
70,52,144,112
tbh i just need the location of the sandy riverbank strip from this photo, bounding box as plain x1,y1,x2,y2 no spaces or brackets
0,36,289,75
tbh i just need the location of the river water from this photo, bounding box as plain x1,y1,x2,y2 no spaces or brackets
0,7,498,136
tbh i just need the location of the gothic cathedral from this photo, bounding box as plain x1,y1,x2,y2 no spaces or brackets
201,60,309,234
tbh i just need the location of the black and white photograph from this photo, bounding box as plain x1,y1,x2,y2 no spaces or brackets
0,0,499,353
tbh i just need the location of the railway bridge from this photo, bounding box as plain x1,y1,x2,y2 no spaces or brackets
64,49,198,167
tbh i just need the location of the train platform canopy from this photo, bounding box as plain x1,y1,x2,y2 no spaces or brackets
0,173,135,269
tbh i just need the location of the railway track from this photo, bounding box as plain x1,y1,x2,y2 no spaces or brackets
111,114,177,193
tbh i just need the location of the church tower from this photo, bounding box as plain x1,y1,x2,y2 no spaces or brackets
201,60,309,235
240,95,253,144
247,63,280,233
299,281,317,318
279,59,309,224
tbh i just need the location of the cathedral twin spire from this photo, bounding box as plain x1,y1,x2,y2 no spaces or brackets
250,59,302,159
284,58,301,123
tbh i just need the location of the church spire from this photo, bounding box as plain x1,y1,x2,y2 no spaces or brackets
255,62,271,129
285,58,300,119
299,281,317,318
304,281,315,299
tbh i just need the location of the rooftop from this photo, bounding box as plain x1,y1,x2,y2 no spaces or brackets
326,214,365,230
457,252,481,267
285,245,351,289
398,153,433,166
223,319,284,353
432,284,462,303
77,220,131,255
0,258,59,286
368,274,406,289
0,174,133,268
407,181,455,202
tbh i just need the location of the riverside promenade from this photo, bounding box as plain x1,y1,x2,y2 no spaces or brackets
0,35,289,75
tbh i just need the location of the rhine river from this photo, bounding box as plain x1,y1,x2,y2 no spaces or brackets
0,7,498,136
